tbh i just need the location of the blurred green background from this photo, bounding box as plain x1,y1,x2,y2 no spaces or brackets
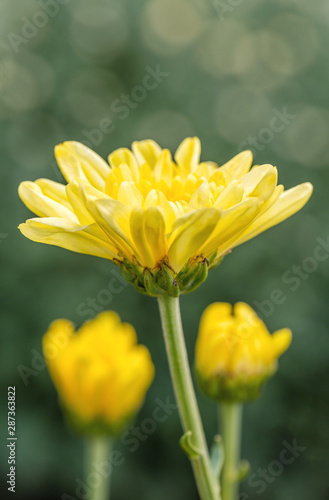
1,0,328,499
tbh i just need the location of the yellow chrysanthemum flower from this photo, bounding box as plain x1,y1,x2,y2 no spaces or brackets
19,138,312,296
195,302,292,401
43,311,154,434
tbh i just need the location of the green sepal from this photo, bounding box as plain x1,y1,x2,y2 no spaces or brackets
61,403,135,438
114,253,223,297
144,268,167,296
196,364,277,403
177,256,209,293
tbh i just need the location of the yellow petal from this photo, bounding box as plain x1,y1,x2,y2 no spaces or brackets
43,319,75,387
200,198,261,257
19,181,77,221
154,149,173,184
234,182,313,246
143,188,158,207
230,341,257,374
196,332,231,377
209,170,228,187
258,184,284,214
89,198,138,260
157,191,177,233
213,181,244,210
79,311,121,340
208,334,232,373
130,208,155,268
194,162,218,179
132,139,162,168
112,164,134,183
55,141,110,191
219,150,253,180
35,179,72,209
271,328,292,358
189,182,212,209
117,181,143,207
108,148,139,181
18,218,116,259
168,208,221,273
144,207,168,265
65,180,95,225
234,302,263,330
241,164,278,202
70,179,110,227
174,137,201,172
199,302,233,336
43,319,74,355
77,178,110,203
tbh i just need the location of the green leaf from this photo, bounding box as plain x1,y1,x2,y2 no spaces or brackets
234,460,250,482
179,431,202,460
210,434,225,479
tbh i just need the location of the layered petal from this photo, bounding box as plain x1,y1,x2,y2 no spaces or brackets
213,181,244,210
144,207,168,265
108,147,139,181
234,182,313,246
168,208,221,272
219,150,253,180
88,198,137,260
271,328,292,358
153,149,174,184
130,208,155,268
240,164,278,202
35,179,73,209
19,181,77,220
200,198,261,257
132,139,162,168
117,181,143,207
19,217,116,259
175,137,201,173
55,141,110,191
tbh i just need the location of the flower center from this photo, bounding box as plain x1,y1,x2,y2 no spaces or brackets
105,160,228,214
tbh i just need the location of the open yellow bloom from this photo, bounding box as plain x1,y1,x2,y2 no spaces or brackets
43,311,154,434
195,302,292,401
19,138,312,295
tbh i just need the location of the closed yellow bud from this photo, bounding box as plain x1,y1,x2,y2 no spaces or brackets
43,312,154,435
195,302,292,402
19,138,312,296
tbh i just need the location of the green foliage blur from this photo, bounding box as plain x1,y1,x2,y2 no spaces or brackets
1,0,328,499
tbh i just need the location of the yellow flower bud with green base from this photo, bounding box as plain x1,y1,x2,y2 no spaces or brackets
195,302,292,402
43,311,154,436
43,311,154,500
196,302,292,500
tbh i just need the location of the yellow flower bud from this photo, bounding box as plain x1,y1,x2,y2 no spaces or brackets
195,302,292,402
43,312,154,435
18,138,312,296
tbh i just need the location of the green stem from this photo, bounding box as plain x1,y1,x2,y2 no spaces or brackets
85,437,112,500
219,403,243,500
157,295,219,500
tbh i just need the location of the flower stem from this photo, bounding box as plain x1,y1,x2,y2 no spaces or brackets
85,437,112,500
157,295,219,500
219,403,243,500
